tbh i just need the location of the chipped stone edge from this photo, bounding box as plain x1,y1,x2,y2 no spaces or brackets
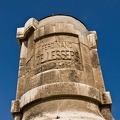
11,100,20,116
87,31,98,49
101,92,112,105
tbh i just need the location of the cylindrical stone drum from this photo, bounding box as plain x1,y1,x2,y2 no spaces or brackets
11,15,114,120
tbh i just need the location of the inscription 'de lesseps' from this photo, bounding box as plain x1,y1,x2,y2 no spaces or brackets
35,36,82,71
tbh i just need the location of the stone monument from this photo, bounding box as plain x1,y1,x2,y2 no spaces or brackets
11,15,114,120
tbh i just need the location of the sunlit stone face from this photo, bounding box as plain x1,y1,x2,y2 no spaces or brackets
35,34,82,72
11,16,114,120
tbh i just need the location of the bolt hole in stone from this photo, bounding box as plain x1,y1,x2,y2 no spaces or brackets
56,116,60,119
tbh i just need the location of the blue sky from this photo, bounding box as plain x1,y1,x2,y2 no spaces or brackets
0,0,120,119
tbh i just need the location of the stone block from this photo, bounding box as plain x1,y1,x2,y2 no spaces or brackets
55,23,75,33
18,66,25,77
59,69,79,82
80,43,91,65
11,100,20,114
87,31,97,49
44,24,55,34
16,76,25,99
101,92,112,105
34,26,44,40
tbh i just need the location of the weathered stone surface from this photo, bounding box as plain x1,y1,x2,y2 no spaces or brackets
55,23,75,33
11,15,114,120
11,100,20,114
101,106,114,120
90,48,105,92
16,76,26,99
20,82,101,108
87,31,97,49
22,100,105,120
34,26,44,40
14,115,21,120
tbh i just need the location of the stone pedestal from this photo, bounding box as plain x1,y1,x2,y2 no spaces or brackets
11,15,114,120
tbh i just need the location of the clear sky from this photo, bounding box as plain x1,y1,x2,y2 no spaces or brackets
0,0,120,119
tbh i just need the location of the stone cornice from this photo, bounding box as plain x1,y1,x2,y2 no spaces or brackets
16,18,39,45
